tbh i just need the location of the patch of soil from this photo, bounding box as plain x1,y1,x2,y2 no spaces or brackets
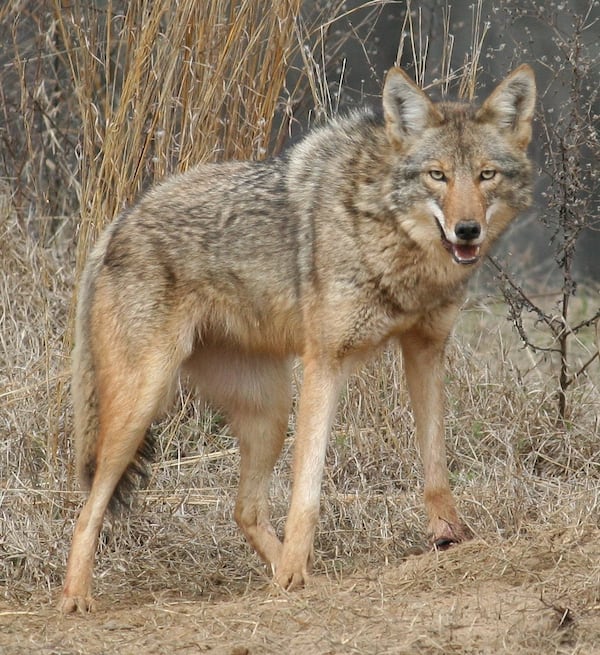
2,529,599,655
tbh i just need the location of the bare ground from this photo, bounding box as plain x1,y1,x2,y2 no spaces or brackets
2,526,600,655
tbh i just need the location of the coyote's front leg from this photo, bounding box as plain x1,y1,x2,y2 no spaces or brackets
275,355,344,590
400,314,471,548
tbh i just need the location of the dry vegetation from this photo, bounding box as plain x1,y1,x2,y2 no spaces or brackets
1,1,599,654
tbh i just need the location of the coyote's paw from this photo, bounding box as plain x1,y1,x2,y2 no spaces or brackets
58,593,95,615
272,536,314,591
273,551,313,592
429,518,471,551
273,566,308,591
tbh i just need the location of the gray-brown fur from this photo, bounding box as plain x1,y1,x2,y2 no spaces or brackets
61,65,536,612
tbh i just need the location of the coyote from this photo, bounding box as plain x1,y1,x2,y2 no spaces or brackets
59,64,536,613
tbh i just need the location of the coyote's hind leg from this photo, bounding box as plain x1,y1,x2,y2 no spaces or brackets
60,289,183,613
185,349,293,569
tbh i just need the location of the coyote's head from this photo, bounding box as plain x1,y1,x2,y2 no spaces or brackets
382,65,536,265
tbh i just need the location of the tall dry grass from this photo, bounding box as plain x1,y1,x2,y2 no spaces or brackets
54,1,301,262
0,1,598,630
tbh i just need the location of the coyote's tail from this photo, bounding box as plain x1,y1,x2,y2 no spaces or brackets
71,243,154,511
71,252,103,493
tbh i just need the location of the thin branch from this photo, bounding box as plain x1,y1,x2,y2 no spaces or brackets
486,256,558,333
570,307,600,334
564,351,600,389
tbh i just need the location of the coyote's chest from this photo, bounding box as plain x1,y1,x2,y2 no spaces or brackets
379,244,471,314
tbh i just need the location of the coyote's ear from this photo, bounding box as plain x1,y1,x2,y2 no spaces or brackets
476,64,536,149
382,67,441,145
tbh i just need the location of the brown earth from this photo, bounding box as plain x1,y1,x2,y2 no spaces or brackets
2,528,599,655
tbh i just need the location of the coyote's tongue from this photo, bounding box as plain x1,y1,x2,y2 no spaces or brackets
451,243,480,264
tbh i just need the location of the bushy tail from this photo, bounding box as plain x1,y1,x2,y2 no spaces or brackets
71,243,155,511
71,258,103,493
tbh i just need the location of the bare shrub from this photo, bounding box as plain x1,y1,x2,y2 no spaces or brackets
490,0,600,419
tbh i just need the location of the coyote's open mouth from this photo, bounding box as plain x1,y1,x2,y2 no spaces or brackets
435,218,481,265
440,235,481,265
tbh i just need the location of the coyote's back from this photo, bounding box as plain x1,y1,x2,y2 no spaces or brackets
60,65,536,613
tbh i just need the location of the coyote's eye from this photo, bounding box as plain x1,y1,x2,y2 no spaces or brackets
429,169,446,182
480,169,496,181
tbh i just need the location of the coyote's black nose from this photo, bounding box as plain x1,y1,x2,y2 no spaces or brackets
455,220,481,242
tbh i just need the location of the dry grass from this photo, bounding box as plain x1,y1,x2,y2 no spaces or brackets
1,1,599,653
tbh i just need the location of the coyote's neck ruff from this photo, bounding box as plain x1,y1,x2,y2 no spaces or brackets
60,65,536,613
